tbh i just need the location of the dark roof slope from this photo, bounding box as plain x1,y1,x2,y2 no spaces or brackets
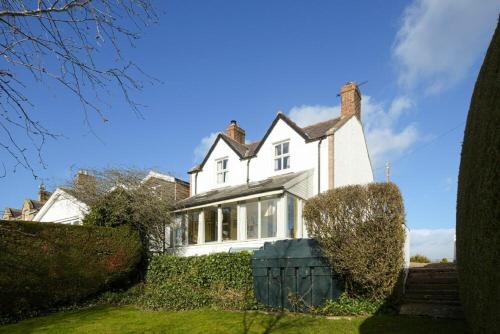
59,188,89,204
26,199,44,210
220,133,249,157
302,117,341,139
4,208,22,217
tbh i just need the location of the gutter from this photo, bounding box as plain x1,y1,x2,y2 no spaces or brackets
195,172,198,195
317,138,323,194
246,158,251,183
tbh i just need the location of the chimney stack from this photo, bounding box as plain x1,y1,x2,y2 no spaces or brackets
38,183,50,202
340,82,361,120
226,120,245,144
75,170,95,189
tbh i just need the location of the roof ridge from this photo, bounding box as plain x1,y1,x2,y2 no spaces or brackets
220,133,250,152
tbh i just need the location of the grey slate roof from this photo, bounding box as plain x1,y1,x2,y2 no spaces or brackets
26,199,44,210
4,208,22,218
302,117,341,139
176,170,309,209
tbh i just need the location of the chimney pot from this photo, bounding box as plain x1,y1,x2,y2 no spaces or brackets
340,82,361,120
38,183,50,202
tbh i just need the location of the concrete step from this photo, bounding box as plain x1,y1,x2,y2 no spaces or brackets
402,297,461,305
404,290,459,300
407,275,458,284
400,303,464,319
406,283,459,291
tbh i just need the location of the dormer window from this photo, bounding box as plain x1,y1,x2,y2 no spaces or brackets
216,158,228,184
274,141,290,171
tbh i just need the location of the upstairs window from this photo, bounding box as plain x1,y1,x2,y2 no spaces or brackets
216,158,228,184
274,141,290,171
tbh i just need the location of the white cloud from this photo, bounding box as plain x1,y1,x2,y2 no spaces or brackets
410,228,455,261
287,95,420,169
393,0,499,93
288,105,340,127
193,132,218,163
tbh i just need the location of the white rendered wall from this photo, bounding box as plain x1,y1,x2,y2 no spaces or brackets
249,119,321,195
333,117,374,188
195,139,248,194
34,192,87,225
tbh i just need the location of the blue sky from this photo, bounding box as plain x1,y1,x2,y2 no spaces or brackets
1,0,499,259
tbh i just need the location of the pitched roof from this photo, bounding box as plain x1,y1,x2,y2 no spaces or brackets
177,170,310,209
26,199,45,210
302,117,341,139
4,208,22,218
59,187,89,204
189,112,356,174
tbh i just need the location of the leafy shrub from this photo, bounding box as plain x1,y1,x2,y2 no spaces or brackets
140,252,255,311
97,283,145,306
315,293,384,316
0,220,142,323
440,258,449,264
456,19,500,334
303,182,406,299
410,254,431,263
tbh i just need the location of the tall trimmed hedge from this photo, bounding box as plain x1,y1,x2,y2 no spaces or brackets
456,19,500,334
0,221,142,323
303,183,406,299
140,252,254,310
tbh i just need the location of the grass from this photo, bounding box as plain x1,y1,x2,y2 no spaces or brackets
0,305,469,334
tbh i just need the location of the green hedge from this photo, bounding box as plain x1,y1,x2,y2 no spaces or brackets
303,183,406,299
456,19,500,334
140,252,255,311
0,220,143,323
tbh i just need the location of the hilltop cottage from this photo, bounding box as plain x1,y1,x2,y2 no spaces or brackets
173,82,373,256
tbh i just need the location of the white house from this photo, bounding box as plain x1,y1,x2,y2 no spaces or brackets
33,187,89,225
33,170,190,226
173,82,374,256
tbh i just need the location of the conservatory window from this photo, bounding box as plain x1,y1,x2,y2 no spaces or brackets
204,206,218,242
188,210,199,245
222,204,238,241
261,197,278,238
287,196,299,238
246,200,259,240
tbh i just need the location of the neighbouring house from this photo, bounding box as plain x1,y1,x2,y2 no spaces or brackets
172,82,374,256
33,170,190,226
2,185,52,221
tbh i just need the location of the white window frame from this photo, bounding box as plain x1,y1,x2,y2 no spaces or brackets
274,141,290,171
216,157,229,184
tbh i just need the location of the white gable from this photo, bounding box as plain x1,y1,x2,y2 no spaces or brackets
33,189,88,225
195,137,247,194
334,117,374,187
250,118,319,187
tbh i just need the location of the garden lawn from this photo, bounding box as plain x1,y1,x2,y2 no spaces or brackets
0,305,468,334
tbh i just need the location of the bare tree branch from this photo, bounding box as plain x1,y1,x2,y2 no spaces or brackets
0,0,157,178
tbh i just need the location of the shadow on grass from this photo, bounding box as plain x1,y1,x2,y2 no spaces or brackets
1,305,117,334
358,315,469,334
241,309,317,334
